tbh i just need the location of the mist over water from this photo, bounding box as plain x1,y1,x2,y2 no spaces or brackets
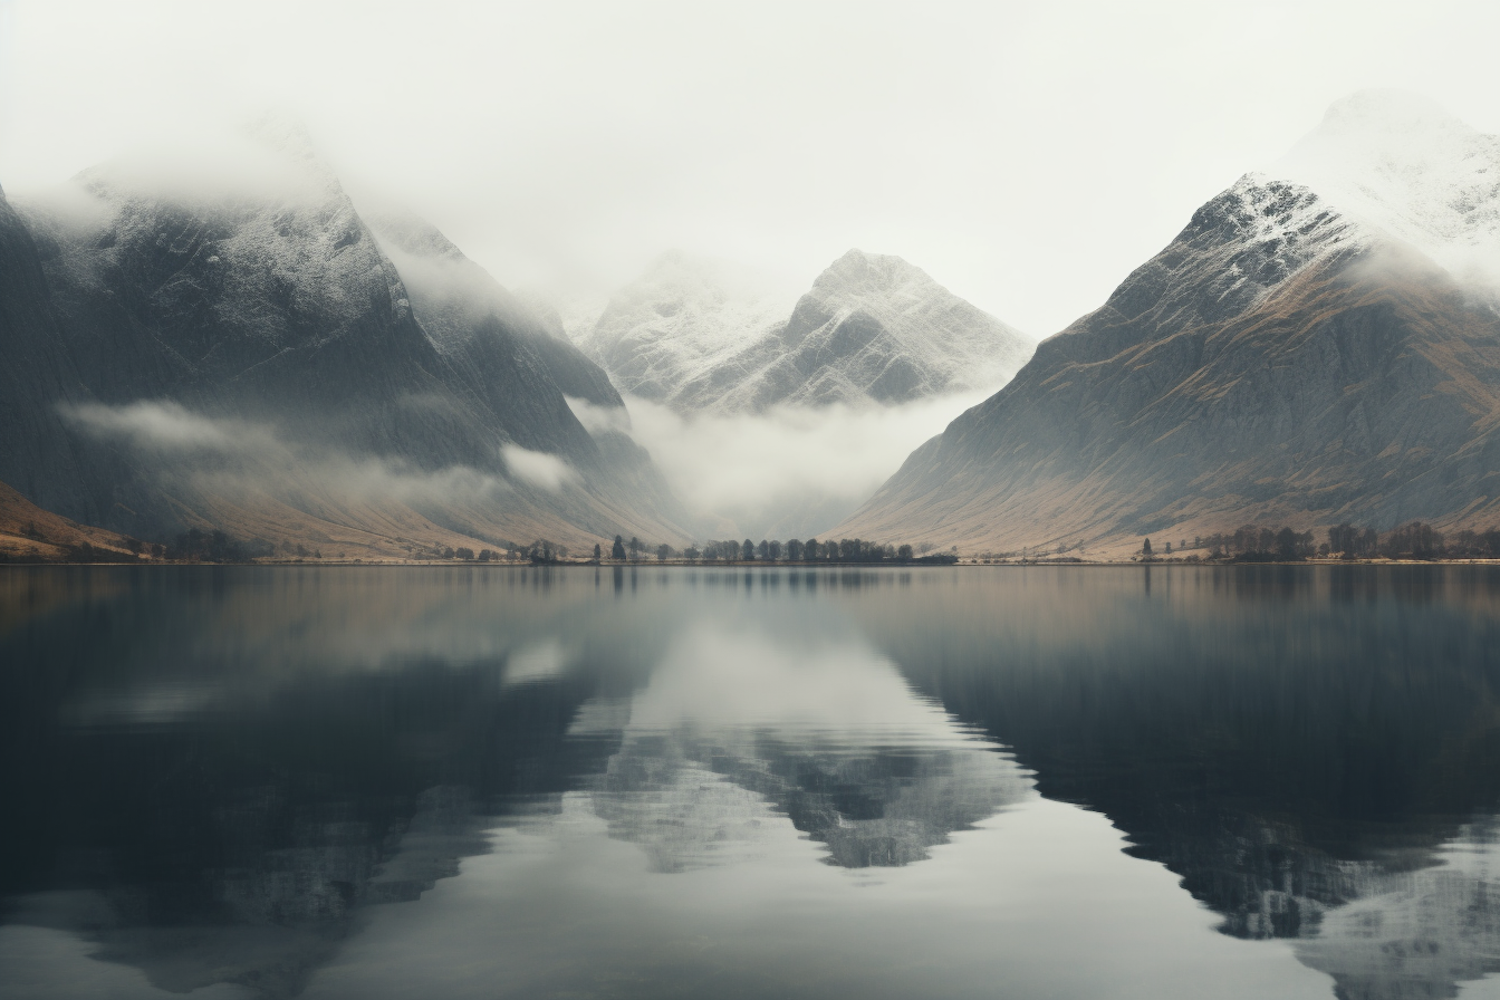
5,565,1500,999
615,389,995,539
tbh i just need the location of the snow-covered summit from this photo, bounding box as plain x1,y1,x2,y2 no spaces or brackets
775,249,1032,395
24,130,408,354
576,252,795,407
1267,90,1500,287
1164,91,1500,329
68,111,347,215
580,248,1032,414
810,248,926,296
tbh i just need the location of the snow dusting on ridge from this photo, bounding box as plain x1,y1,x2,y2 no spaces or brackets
579,248,1033,415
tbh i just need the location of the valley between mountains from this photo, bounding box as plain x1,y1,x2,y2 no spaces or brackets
4,91,1500,563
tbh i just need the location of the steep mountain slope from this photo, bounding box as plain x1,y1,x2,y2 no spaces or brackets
366,209,691,543
836,92,1500,553
368,209,622,409
581,249,1032,414
0,184,114,520
2,122,690,550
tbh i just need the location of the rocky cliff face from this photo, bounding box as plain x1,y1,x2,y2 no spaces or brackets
836,92,1500,553
580,249,1032,414
1,123,690,550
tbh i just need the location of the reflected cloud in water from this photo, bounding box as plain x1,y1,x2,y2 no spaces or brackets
4,565,1500,999
565,622,1029,872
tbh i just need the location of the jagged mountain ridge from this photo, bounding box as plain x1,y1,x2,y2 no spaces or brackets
580,249,1033,414
835,91,1500,554
0,122,692,551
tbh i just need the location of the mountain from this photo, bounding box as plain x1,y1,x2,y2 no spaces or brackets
574,251,793,410
1,119,691,553
580,249,1032,414
835,91,1500,554
366,208,622,408
364,209,689,545
0,183,106,522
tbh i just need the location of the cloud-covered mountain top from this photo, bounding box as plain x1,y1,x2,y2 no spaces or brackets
581,247,1032,415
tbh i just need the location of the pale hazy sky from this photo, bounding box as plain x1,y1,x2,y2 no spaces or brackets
2,0,1497,336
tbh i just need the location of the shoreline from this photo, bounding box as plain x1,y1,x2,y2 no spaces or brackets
5,557,1500,569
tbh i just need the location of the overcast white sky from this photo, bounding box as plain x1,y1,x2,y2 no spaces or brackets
2,0,1497,336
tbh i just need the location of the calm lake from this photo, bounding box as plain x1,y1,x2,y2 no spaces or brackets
4,564,1500,999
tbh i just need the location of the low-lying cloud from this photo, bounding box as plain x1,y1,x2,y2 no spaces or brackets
60,394,977,545
58,399,517,509
614,390,997,540
501,444,578,492
565,395,634,436
63,400,279,454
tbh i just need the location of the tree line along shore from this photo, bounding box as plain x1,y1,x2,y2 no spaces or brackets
6,521,1499,567
1093,521,1481,564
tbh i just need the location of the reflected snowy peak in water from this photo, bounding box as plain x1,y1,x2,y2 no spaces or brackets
845,565,1500,1000
573,624,1030,871
7,566,1500,1000
1296,820,1500,1000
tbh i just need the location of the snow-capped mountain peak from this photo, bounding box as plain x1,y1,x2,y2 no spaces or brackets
1270,89,1500,287
579,248,1032,414
576,252,794,406
810,248,927,297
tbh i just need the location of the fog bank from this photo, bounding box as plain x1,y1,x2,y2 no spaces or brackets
616,390,996,541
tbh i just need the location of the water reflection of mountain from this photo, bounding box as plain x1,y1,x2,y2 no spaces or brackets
476,627,1032,880
0,568,648,998
1294,821,1500,1000
12,565,1500,1000
1,668,615,998
0,568,1024,997
845,565,1500,999
586,728,1028,871
568,622,1031,873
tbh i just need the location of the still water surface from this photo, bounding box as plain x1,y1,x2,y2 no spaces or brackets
4,565,1500,999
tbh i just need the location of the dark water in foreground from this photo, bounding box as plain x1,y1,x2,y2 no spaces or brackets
4,566,1500,1000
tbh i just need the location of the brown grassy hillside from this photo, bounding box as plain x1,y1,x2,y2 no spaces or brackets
0,479,147,562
